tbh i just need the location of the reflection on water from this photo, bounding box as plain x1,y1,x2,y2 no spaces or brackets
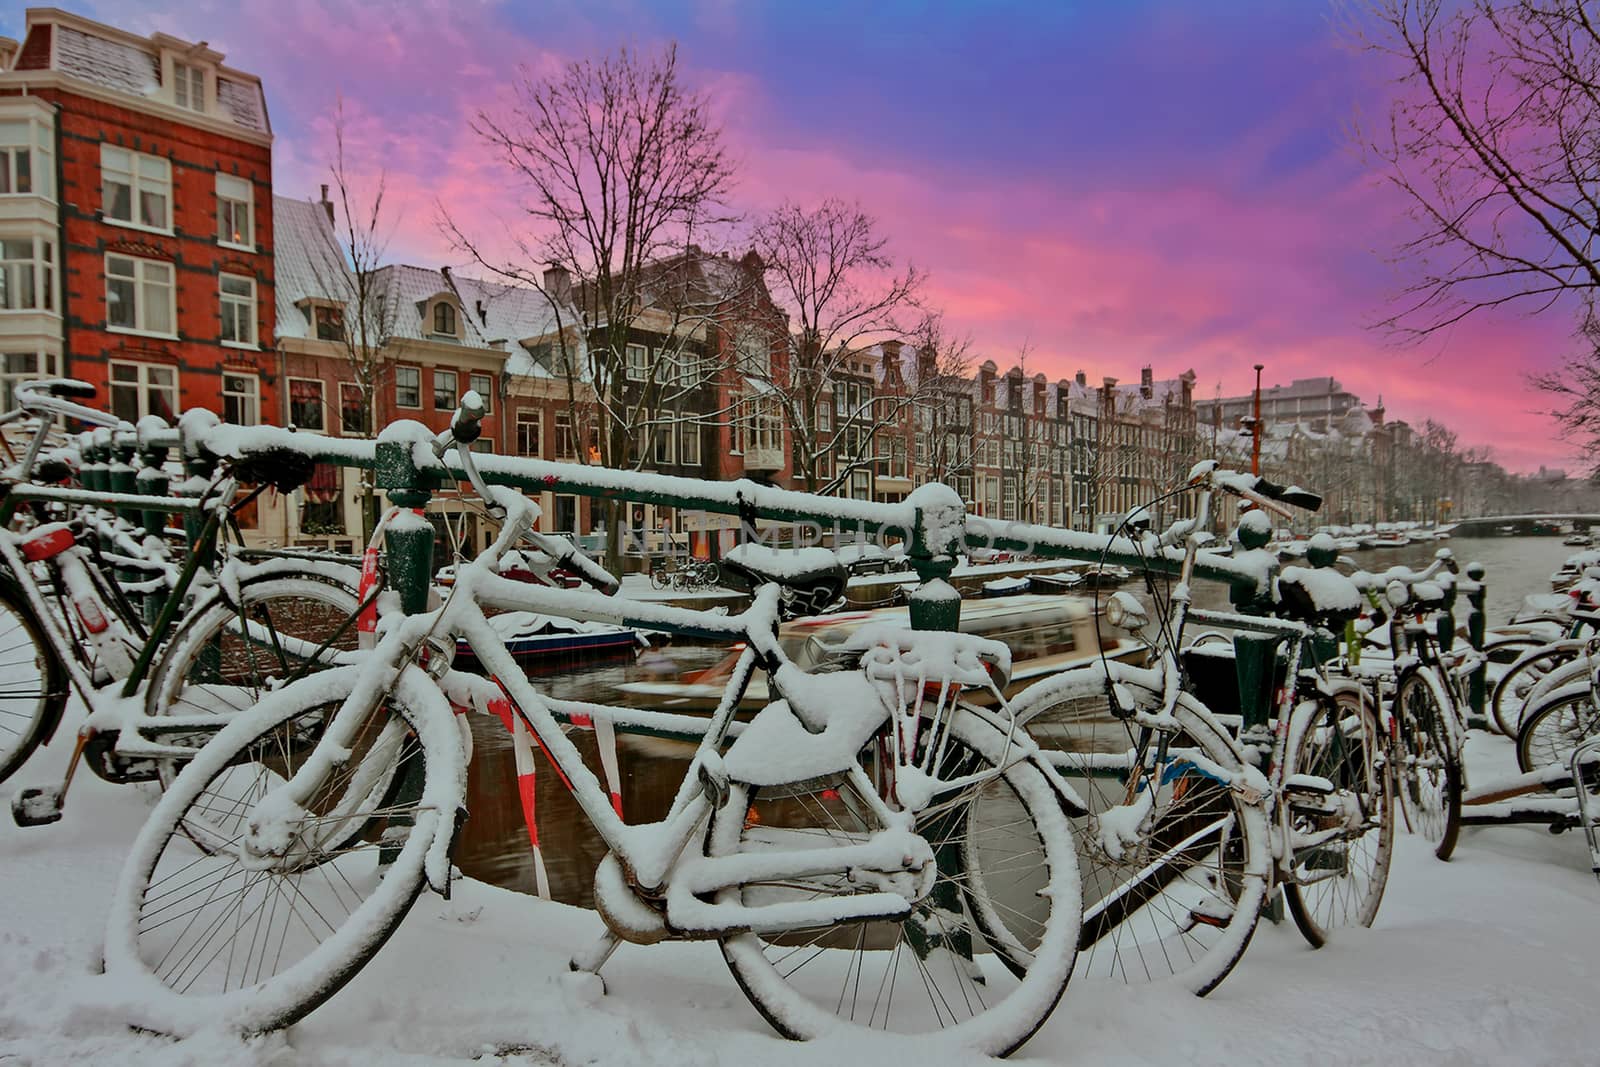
456,535,1571,905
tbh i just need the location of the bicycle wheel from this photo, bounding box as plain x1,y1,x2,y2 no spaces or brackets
1393,668,1463,860
710,708,1080,1057
1020,680,1270,994
145,569,361,747
701,562,720,587
1282,689,1395,947
106,666,447,1036
0,577,68,785
1516,686,1600,774
1492,645,1578,737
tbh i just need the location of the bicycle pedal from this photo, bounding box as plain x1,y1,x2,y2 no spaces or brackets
11,787,64,827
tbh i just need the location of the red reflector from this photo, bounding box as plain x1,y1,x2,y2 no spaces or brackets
20,525,74,562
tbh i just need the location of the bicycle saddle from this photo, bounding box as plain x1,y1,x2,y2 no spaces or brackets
1276,565,1363,628
31,378,97,400
720,543,848,619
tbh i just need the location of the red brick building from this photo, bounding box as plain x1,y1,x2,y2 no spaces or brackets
0,9,272,424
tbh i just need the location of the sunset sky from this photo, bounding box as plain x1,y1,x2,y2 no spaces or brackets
10,0,1584,473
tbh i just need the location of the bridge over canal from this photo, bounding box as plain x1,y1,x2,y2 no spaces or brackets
1450,514,1600,537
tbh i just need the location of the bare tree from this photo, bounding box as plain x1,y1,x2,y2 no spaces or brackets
444,43,738,571
1356,0,1600,336
749,199,925,493
295,103,398,542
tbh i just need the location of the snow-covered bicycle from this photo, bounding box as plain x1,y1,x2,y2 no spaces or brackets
106,406,1083,1056
1005,461,1392,994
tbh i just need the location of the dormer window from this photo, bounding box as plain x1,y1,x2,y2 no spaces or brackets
433,301,457,336
174,62,205,112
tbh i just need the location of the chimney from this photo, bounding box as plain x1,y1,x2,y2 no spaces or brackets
1140,365,1153,399
319,184,334,227
543,262,572,302
475,299,486,324
1075,369,1087,388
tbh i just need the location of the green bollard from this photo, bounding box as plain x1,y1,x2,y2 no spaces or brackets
373,425,440,868
1466,562,1487,724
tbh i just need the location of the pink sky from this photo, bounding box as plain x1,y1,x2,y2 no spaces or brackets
31,0,1582,474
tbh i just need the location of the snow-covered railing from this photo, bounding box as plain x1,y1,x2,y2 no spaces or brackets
183,420,1272,599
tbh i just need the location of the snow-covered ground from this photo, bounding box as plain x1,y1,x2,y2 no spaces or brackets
1,722,1595,1066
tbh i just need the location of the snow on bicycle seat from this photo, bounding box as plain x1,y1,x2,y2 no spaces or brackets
1276,565,1363,628
720,543,847,617
30,378,97,400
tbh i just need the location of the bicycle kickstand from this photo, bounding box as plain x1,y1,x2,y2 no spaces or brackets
568,928,623,993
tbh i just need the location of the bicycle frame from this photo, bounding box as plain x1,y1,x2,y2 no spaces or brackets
260,490,1061,928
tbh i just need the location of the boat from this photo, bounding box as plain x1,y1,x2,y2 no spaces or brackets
455,611,643,663
1370,535,1410,549
1563,533,1592,547
1550,550,1600,590
981,576,1031,598
1079,563,1133,589
616,594,1145,715
1335,537,1362,552
1028,570,1086,593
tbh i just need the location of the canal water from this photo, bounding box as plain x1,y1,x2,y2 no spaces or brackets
452,534,1576,904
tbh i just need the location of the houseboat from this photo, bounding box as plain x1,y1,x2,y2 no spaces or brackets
616,594,1144,715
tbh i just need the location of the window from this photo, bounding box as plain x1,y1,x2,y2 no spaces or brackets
433,302,457,337
219,274,256,346
0,352,59,409
289,378,325,431
652,424,675,465
109,361,178,422
173,62,205,112
216,173,253,248
680,421,701,465
736,333,769,377
625,343,649,382
339,383,369,435
469,373,492,412
300,466,342,534
434,369,458,410
223,373,259,426
515,409,542,456
0,237,53,311
101,146,170,231
395,366,420,408
555,411,580,459
312,304,343,341
106,255,174,335
0,120,50,197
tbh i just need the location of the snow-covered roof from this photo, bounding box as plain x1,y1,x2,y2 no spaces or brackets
14,14,270,136
272,196,349,341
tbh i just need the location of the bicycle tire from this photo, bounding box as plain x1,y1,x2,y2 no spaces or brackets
1492,644,1580,737
1282,688,1395,946
0,575,68,785
145,568,361,740
1393,668,1463,861
105,664,447,1037
1515,684,1600,775
1017,678,1270,995
711,707,1080,1057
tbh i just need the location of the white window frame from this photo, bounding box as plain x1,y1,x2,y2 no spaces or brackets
0,235,54,312
222,372,260,426
338,382,368,436
109,360,178,422
173,61,207,113
515,409,542,457
106,253,175,337
680,420,701,466
219,273,256,348
216,173,253,250
0,352,60,409
625,343,649,382
652,423,675,465
395,366,421,409
288,376,326,431
0,119,53,199
434,369,458,411
469,373,493,412
101,146,171,233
